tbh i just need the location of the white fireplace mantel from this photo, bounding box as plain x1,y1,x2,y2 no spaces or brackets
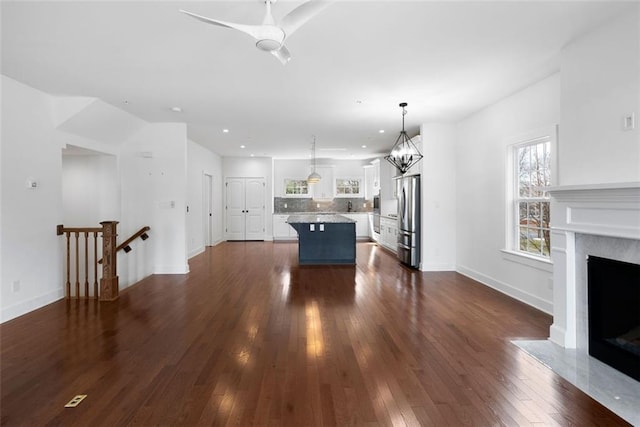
548,182,640,348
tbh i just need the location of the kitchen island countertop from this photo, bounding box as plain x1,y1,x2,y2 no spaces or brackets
287,214,355,224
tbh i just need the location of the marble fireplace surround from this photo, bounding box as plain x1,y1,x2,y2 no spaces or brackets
548,182,640,350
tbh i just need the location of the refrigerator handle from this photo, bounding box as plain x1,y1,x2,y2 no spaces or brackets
400,185,406,225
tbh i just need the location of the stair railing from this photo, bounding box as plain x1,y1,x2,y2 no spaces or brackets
57,222,150,301
56,224,102,300
97,226,150,264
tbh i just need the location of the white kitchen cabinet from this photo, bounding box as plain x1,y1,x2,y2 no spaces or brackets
379,159,399,201
379,216,398,252
342,213,370,240
367,213,378,242
310,166,334,200
273,214,298,241
371,159,381,194
363,164,377,200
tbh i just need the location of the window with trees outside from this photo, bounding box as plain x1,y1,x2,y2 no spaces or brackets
335,178,361,196
514,137,551,257
284,179,309,196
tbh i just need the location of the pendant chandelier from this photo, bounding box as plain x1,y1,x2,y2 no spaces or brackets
384,102,423,174
307,135,321,184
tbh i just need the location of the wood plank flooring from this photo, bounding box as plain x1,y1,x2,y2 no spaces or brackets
1,242,630,426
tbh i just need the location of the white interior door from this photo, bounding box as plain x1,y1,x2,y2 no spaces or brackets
226,178,246,240
225,177,265,241
244,178,265,240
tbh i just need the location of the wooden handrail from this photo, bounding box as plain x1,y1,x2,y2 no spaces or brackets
98,226,150,264
56,224,102,235
116,226,150,252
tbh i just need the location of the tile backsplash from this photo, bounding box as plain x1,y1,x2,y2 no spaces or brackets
274,197,372,213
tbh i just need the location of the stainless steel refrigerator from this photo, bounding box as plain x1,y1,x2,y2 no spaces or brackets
395,174,420,268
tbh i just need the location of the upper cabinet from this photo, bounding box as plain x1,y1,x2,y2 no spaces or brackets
310,166,334,200
379,158,399,200
364,159,381,200
363,165,374,200
273,159,367,201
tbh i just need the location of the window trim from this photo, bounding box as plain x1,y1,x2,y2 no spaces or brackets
334,177,363,198
283,178,311,198
505,126,557,261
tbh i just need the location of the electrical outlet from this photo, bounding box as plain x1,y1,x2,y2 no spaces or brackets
12,280,20,293
284,203,287,208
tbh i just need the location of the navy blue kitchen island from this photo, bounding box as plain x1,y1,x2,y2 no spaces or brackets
287,214,356,265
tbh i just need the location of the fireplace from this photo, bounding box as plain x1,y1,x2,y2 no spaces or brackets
548,183,640,350
588,255,640,381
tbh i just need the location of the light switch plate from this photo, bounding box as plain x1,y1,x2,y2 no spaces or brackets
623,113,635,130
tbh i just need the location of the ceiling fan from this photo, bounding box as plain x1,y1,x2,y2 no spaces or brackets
180,0,334,65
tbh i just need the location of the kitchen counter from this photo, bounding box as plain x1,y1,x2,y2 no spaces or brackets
287,215,355,265
287,214,355,224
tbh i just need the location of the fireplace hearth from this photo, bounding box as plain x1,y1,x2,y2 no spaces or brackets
588,255,640,381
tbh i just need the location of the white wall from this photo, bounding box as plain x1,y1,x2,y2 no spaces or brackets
62,153,119,226
420,124,457,271
559,8,640,186
187,140,223,258
1,76,64,322
455,74,560,313
120,123,189,283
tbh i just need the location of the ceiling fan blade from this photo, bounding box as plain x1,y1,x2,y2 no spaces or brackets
279,0,334,38
271,45,292,65
180,9,262,39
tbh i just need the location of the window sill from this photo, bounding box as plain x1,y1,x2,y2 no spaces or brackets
500,249,553,273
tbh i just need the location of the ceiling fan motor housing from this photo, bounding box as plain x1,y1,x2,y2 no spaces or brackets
255,26,285,51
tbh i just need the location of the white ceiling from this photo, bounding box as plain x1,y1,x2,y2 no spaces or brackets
1,1,631,159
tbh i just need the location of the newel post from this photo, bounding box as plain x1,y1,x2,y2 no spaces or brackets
100,221,119,301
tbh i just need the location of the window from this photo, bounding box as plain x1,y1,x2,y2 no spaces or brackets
513,136,551,257
284,179,309,196
335,178,361,196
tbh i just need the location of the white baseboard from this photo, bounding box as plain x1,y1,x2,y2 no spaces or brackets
154,264,190,274
421,263,456,272
456,264,553,314
188,246,205,259
549,323,570,348
1,288,64,323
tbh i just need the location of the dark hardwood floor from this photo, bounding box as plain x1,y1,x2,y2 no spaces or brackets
1,242,629,426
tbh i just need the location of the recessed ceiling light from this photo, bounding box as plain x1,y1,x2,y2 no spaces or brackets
250,154,255,157
170,106,182,113
361,145,367,148
123,100,129,105
379,130,385,134
223,129,229,133
240,145,246,149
